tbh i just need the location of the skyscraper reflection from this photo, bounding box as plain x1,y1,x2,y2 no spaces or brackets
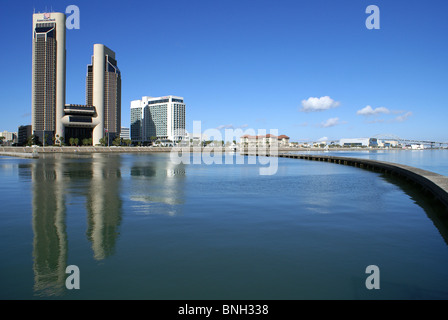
29,154,123,296
86,154,122,260
31,159,67,296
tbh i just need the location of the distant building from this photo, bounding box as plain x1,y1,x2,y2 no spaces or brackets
130,96,186,144
339,138,372,147
120,127,130,140
1,131,18,145
185,132,209,145
18,125,32,146
377,140,399,148
240,134,290,147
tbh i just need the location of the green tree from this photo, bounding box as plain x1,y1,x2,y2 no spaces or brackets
32,135,41,146
99,137,106,146
69,137,75,146
0,136,5,145
112,137,121,146
74,138,79,146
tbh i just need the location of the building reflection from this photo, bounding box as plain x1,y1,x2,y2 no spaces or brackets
129,157,186,215
31,159,67,296
29,154,123,296
86,154,122,260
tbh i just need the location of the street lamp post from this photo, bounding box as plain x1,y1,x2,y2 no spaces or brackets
105,128,109,147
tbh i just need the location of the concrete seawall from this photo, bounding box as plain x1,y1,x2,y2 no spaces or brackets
0,146,173,154
249,152,448,210
0,151,39,158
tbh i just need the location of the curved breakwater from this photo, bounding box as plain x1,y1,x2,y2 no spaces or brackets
252,152,448,210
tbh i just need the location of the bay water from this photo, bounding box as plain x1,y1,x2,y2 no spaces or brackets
1,150,448,299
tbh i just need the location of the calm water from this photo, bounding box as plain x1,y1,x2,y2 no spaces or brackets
1,150,448,300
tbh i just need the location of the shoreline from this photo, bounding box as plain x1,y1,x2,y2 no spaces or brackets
1,146,446,156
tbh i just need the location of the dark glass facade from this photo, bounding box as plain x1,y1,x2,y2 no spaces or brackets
32,22,57,142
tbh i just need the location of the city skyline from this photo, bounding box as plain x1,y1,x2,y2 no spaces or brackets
1,0,447,142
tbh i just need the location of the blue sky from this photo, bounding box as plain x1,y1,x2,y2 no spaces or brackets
1,0,447,142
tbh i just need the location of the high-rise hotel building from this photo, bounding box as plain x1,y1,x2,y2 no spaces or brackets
31,12,66,144
32,12,121,146
86,44,121,145
131,96,186,144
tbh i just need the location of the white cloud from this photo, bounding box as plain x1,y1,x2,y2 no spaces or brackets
301,96,340,112
320,117,342,128
394,111,413,122
357,105,391,116
318,136,329,141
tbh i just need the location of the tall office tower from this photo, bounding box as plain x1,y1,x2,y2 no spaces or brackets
130,96,186,144
87,44,121,145
32,12,66,144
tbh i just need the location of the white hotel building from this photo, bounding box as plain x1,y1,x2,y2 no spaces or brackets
130,96,186,144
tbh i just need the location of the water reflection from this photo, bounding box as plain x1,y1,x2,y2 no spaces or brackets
380,173,448,245
86,154,122,260
31,160,67,296
129,156,186,215
29,154,123,296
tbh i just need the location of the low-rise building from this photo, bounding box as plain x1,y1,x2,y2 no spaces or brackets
240,134,290,147
1,131,18,145
339,138,379,147
120,127,130,140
